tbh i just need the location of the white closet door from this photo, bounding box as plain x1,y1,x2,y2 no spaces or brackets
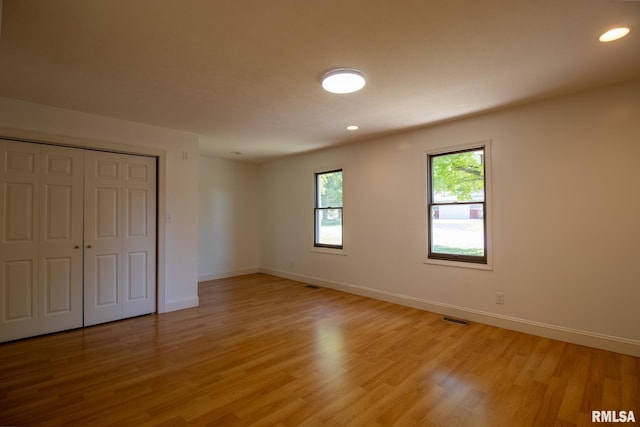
121,154,156,319
0,140,40,341
38,145,84,334
84,151,156,326
0,142,84,341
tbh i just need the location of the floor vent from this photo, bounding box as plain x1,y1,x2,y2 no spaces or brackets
442,316,469,326
305,285,320,289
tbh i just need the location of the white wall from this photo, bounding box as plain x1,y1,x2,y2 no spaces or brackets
0,97,200,312
198,155,260,280
259,80,640,356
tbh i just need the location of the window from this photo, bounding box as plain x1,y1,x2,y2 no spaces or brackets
314,169,343,249
427,146,488,265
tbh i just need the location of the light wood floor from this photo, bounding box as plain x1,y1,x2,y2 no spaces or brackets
1,274,638,426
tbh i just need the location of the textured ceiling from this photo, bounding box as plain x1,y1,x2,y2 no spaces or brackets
0,0,639,162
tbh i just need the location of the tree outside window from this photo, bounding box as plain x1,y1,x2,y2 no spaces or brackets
428,147,487,264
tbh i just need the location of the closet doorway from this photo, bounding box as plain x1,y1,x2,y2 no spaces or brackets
0,139,157,342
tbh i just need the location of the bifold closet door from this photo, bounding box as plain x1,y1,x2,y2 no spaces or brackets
0,141,84,342
83,151,156,326
1,142,156,341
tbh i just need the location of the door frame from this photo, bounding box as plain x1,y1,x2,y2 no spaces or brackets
0,130,167,313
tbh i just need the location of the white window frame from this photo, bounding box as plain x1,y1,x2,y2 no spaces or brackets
424,141,493,270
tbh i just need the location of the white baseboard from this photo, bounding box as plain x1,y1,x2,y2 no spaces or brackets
162,296,200,313
261,268,640,357
198,267,261,283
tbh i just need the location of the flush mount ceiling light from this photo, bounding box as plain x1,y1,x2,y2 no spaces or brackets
346,125,359,131
321,68,366,94
599,27,630,42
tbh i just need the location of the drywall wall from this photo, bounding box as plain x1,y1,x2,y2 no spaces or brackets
259,80,640,355
0,96,200,312
198,155,260,280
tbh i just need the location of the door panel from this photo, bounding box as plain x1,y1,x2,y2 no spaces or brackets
5,149,36,174
45,185,72,240
96,188,118,238
38,145,83,335
127,251,147,300
4,260,34,320
97,160,118,180
83,252,120,327
45,153,74,176
44,257,72,314
122,155,156,318
127,189,148,237
84,151,156,326
96,254,118,306
84,152,123,326
0,141,39,341
5,183,35,242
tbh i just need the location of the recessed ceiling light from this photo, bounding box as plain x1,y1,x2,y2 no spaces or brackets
599,27,630,42
346,125,359,131
322,69,366,94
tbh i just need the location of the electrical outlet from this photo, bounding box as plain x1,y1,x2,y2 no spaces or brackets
496,292,504,305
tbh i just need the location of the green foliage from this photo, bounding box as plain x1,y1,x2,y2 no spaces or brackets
318,170,342,207
431,150,484,201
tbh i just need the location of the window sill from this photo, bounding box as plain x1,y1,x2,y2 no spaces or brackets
424,258,492,271
311,247,347,256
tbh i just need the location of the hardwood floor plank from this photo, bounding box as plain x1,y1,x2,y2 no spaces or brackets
0,273,638,426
